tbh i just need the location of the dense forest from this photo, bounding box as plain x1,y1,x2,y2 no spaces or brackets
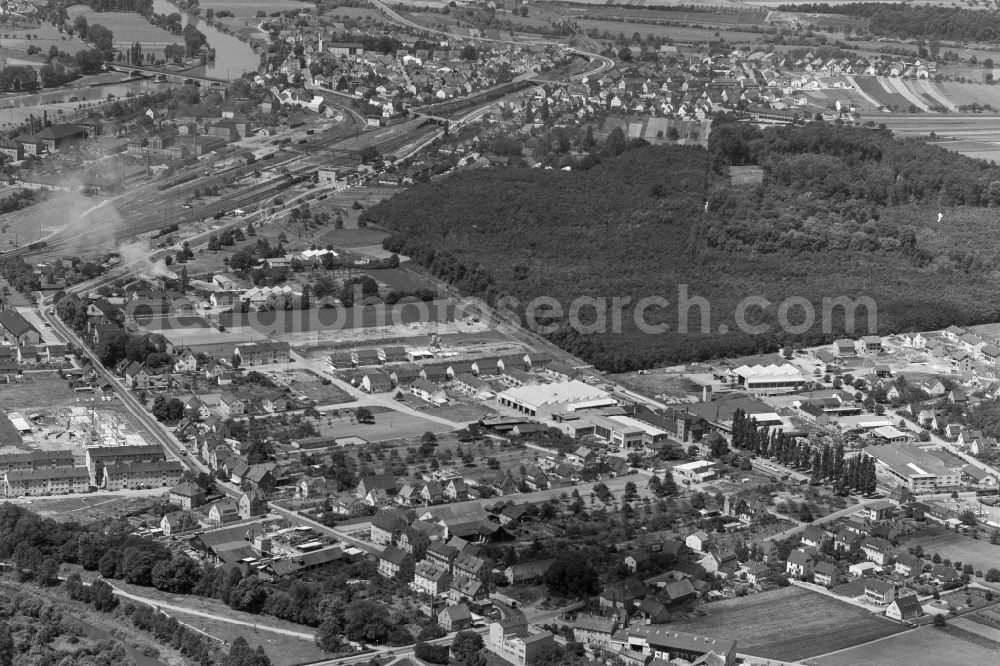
368,118,1000,371
778,3,1000,41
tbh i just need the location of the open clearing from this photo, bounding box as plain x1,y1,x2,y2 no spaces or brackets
162,606,326,666
898,526,1000,572
808,624,998,665
667,587,905,661
65,6,182,49
315,408,455,441
0,373,82,411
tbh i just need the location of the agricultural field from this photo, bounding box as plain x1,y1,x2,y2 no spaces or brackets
668,587,906,661
750,0,972,6
927,80,1000,109
853,76,919,111
65,6,183,50
808,625,999,665
560,4,770,27
573,18,759,43
201,0,311,17
898,526,1000,572
0,21,90,57
535,0,740,6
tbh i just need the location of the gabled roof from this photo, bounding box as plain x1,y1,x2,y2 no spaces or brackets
380,546,409,566
891,594,922,615
787,550,813,566
0,310,38,338
169,482,203,497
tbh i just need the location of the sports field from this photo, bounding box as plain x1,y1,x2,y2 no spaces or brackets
668,587,905,661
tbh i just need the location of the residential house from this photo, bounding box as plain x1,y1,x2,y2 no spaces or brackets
894,553,925,578
861,536,894,565
786,550,814,578
413,561,452,596
449,575,487,604
685,531,712,553
886,594,923,621
864,578,895,605
168,481,205,510
813,561,840,587
370,509,409,546
573,614,617,649
357,472,397,499
218,393,246,417
439,604,473,632
599,580,647,611
741,562,771,585
206,499,239,525
378,546,410,579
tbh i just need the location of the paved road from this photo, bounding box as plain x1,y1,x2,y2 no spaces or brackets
765,497,875,543
289,351,466,429
268,503,383,556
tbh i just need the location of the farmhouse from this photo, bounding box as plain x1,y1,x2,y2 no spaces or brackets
0,311,42,347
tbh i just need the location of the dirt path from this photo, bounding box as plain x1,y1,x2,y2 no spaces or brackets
106,582,316,640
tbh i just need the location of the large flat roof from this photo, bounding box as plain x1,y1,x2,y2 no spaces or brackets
870,444,957,479
498,380,611,410
609,414,667,437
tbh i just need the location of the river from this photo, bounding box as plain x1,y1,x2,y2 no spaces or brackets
151,0,258,80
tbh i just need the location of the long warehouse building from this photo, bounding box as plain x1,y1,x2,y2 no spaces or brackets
868,444,962,493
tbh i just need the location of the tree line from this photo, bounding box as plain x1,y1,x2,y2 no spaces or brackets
0,502,437,656
777,3,1000,42
731,410,877,494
